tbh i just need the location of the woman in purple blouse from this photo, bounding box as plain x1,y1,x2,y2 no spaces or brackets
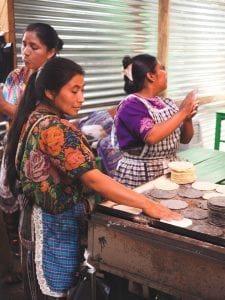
114,54,198,188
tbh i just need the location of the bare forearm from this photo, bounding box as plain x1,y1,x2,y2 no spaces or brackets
80,169,181,220
180,119,193,144
145,110,187,144
81,169,150,209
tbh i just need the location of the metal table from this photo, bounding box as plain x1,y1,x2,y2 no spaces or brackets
88,212,225,300
178,147,225,183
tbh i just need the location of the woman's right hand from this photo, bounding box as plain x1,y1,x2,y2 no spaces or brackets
143,200,183,221
179,89,199,119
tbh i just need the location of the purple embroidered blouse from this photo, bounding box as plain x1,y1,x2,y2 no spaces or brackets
114,94,166,150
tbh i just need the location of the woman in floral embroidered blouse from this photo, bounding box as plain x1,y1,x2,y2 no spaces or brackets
5,57,181,299
0,22,64,285
114,54,199,188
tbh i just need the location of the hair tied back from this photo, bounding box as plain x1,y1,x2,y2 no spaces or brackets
122,63,133,81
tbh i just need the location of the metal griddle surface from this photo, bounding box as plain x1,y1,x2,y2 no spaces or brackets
96,203,225,247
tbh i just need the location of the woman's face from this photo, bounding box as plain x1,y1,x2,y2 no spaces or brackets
21,31,56,71
46,74,85,117
154,62,167,92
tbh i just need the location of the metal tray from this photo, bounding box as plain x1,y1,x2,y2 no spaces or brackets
96,204,225,247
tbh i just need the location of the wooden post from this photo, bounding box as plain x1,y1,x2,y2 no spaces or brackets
7,0,16,67
157,0,170,97
0,0,16,67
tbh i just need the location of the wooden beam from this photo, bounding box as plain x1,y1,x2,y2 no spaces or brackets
7,0,16,67
157,0,170,97
157,0,170,68
0,0,16,67
0,0,8,35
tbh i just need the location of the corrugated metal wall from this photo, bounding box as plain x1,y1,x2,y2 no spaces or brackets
168,0,225,100
13,0,158,116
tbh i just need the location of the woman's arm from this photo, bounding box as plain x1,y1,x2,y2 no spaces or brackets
0,89,16,118
145,90,198,145
180,102,198,144
180,119,193,144
145,109,188,144
81,168,181,220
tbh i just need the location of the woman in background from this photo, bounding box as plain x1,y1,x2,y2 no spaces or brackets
5,57,181,299
0,22,63,119
0,22,63,280
114,54,198,188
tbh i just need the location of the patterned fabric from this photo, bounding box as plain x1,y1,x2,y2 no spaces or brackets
16,112,95,214
79,110,113,135
115,95,167,150
114,95,181,188
79,110,122,177
2,66,30,105
97,135,122,177
0,134,23,213
16,112,95,297
34,203,85,296
20,200,85,300
0,66,30,213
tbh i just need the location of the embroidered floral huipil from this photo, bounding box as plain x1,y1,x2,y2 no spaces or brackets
16,112,95,297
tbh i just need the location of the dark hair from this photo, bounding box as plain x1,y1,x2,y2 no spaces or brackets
122,54,157,94
25,23,63,53
5,57,84,195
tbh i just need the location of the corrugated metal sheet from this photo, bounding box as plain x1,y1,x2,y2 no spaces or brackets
13,0,158,116
168,0,225,100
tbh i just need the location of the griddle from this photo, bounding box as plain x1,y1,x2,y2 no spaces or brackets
96,204,225,247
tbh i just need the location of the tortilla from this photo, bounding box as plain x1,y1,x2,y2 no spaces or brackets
148,188,177,199
160,217,192,228
168,161,194,172
202,192,224,200
100,200,116,207
113,205,142,215
192,181,217,191
191,224,223,237
160,199,188,210
178,186,203,199
215,185,225,194
182,208,208,220
154,177,179,191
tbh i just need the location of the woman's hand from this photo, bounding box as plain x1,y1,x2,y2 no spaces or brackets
81,169,183,221
143,200,182,221
179,89,199,120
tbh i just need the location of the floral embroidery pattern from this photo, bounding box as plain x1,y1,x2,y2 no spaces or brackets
16,112,95,214
40,126,65,156
140,117,154,134
24,150,50,182
64,148,86,170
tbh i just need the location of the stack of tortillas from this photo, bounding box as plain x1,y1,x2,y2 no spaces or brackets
168,161,196,184
207,196,225,226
